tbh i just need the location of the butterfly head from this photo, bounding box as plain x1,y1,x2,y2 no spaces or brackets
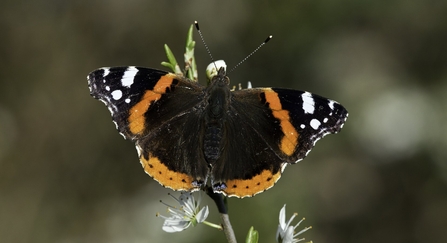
213,67,230,87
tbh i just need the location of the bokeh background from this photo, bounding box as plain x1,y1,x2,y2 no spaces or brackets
1,1,447,242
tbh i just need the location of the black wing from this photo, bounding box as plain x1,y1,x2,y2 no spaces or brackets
211,87,348,197
88,67,209,191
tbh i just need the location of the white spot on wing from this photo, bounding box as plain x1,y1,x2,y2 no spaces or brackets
135,144,143,157
112,120,119,130
280,163,288,173
310,119,321,130
300,124,305,129
301,92,315,114
111,90,123,100
323,118,328,123
125,98,131,103
121,66,138,88
102,67,110,77
328,100,335,110
105,86,110,91
99,99,109,106
305,149,312,157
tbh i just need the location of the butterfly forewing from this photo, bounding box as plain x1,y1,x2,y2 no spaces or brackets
88,67,204,140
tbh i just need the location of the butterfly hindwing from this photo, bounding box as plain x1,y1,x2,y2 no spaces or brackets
211,95,285,197
136,108,209,192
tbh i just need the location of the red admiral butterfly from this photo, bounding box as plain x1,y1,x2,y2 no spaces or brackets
88,58,347,198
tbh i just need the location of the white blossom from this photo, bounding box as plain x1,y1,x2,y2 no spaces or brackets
276,204,312,243
157,192,209,233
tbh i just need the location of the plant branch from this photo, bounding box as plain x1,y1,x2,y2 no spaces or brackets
206,187,237,243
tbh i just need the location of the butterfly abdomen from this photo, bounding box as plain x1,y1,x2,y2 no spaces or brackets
203,75,231,164
203,124,223,163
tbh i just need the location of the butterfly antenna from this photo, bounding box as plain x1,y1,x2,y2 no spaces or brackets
228,35,272,74
195,21,216,68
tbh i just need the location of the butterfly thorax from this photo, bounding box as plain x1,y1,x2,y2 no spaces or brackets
203,68,231,164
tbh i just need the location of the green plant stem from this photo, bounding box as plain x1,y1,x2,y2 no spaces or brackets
202,220,223,230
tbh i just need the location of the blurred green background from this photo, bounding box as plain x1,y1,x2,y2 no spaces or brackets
1,0,447,242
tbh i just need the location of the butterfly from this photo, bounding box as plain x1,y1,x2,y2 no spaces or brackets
88,60,348,198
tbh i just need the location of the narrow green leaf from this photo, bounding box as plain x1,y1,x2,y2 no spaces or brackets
184,24,197,81
161,61,173,70
163,44,176,70
162,44,182,75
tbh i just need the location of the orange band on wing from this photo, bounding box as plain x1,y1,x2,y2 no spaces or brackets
223,169,282,198
140,153,198,191
263,89,299,156
128,74,176,135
